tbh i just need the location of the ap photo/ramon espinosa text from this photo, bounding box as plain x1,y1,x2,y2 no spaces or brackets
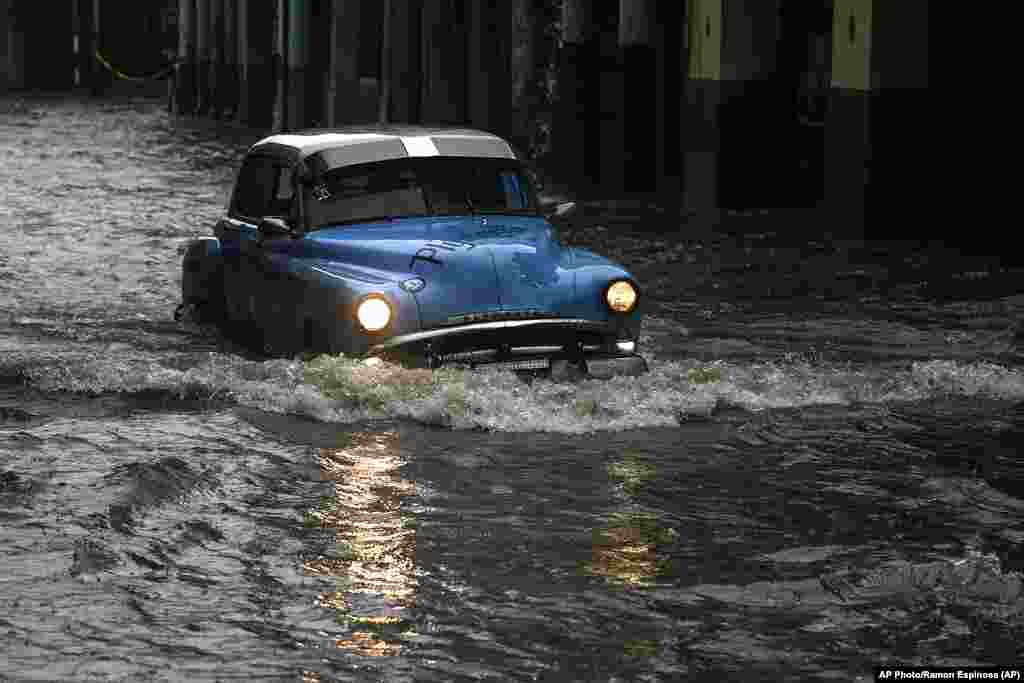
875,667,1022,681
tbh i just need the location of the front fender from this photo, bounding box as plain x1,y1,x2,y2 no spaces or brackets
303,265,421,355
570,255,643,338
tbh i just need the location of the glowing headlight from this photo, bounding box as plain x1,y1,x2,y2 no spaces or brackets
605,280,638,313
356,296,392,332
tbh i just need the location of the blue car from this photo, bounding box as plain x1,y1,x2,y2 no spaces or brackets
179,126,647,378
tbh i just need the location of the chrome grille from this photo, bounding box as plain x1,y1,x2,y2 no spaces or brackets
492,358,550,371
442,310,560,326
439,345,563,364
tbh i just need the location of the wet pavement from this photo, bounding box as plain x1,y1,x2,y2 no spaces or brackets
1,94,1022,682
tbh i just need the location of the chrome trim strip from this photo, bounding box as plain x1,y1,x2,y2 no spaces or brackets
310,265,347,282
442,309,560,325
369,318,610,351
310,264,393,285
510,345,563,354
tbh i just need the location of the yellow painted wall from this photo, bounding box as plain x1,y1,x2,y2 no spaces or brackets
831,0,872,91
687,0,720,81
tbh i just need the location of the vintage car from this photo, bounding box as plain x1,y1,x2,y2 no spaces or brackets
178,125,647,379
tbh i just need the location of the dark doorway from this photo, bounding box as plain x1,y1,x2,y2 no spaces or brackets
719,0,833,210
776,0,833,208
12,0,74,89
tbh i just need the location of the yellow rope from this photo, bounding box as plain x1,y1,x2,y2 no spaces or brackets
93,49,177,81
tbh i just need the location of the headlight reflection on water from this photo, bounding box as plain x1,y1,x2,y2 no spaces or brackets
302,431,416,657
584,453,676,587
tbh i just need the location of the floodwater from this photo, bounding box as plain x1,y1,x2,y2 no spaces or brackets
1,94,1022,682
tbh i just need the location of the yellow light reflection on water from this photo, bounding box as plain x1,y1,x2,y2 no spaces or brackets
302,431,416,658
586,521,664,587
584,453,675,587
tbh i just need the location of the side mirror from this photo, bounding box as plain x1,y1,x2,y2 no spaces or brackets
258,216,293,238
546,201,577,220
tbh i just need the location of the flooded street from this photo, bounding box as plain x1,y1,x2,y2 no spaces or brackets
2,95,1023,681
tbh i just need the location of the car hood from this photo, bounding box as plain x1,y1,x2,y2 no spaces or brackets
309,215,574,328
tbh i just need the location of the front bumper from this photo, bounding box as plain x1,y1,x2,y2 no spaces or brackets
368,318,647,378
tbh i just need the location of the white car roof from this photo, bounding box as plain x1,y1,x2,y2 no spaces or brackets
251,127,518,166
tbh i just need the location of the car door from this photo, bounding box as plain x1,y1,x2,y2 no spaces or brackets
253,164,304,348
217,154,291,330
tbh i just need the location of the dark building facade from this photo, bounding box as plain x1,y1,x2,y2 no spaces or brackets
2,1,931,241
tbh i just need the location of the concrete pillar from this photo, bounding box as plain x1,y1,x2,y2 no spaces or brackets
327,0,360,126
237,0,275,128
484,1,513,140
0,0,9,90
464,0,490,131
222,0,237,118
2,0,23,91
387,1,420,123
236,0,246,117
74,0,97,92
13,0,28,89
619,0,656,193
464,0,512,137
865,0,930,240
195,0,209,113
175,0,195,113
285,0,310,129
4,0,25,89
89,0,110,95
831,0,872,92
305,0,330,127
209,0,224,116
70,0,80,86
3,0,25,89
420,0,438,123
420,0,465,125
377,0,391,123
658,0,684,193
92,0,100,53
716,0,788,210
555,0,600,189
825,0,872,236
683,0,722,222
273,0,285,129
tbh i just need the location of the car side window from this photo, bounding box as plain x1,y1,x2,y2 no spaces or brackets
269,165,294,216
231,156,294,220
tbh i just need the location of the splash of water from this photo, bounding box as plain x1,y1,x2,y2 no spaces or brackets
20,348,1024,434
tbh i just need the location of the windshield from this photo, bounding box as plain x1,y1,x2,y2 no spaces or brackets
303,157,539,230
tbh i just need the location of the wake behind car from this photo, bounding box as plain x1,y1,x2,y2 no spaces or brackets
179,125,647,378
